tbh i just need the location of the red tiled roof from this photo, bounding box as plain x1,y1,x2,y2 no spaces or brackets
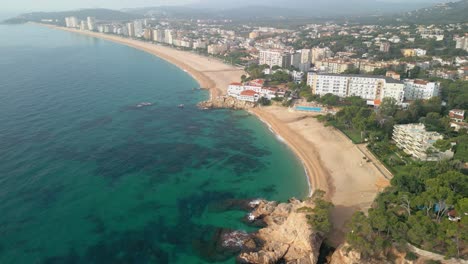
230,82,242,86
240,90,258,96
414,80,429,85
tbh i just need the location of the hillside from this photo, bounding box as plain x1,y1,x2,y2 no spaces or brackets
397,0,468,24
2,8,143,24
351,0,468,25
122,0,439,20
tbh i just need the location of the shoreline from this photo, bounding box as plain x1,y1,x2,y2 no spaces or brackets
249,108,332,198
36,24,390,244
37,23,236,100
39,24,321,197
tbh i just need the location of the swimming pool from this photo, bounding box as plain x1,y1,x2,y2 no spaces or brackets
295,106,322,112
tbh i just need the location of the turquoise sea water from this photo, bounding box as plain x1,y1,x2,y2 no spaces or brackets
0,24,309,263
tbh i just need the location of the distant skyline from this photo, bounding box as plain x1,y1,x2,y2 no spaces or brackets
2,0,448,12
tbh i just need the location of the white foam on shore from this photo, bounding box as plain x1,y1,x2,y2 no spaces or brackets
249,110,313,197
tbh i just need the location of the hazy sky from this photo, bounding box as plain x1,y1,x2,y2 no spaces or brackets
1,0,192,12
1,0,444,12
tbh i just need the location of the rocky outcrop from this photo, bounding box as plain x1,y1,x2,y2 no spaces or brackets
329,243,391,264
237,198,323,264
198,96,256,110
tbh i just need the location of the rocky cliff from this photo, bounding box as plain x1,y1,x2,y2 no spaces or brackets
198,96,256,110
237,198,323,264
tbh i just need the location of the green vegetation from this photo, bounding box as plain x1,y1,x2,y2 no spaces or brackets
305,190,334,236
405,251,418,261
333,80,468,259
257,97,272,106
347,167,467,259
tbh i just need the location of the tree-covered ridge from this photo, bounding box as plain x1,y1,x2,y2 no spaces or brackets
2,9,143,24
347,166,467,259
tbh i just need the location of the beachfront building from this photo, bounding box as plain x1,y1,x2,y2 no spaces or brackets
228,80,285,102
65,17,78,28
153,29,165,42
164,30,174,45
238,90,260,102
126,22,135,37
80,21,88,31
307,72,405,103
143,28,153,41
403,79,440,100
392,123,454,161
87,17,95,31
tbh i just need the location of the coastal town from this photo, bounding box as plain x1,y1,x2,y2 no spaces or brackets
3,1,468,263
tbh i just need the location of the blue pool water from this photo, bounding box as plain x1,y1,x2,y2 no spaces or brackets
295,106,322,112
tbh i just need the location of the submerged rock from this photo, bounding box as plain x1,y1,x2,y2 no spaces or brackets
237,198,323,264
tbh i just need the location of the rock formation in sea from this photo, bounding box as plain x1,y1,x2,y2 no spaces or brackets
198,96,256,110
237,198,324,264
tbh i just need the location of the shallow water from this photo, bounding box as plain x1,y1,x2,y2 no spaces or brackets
0,24,309,263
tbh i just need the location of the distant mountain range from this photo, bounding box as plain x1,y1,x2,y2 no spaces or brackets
3,0,468,25
123,0,451,18
2,8,142,24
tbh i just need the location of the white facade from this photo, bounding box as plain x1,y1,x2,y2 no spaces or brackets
455,36,468,52
227,83,282,101
153,29,165,42
403,80,440,100
259,49,289,68
307,73,348,97
65,17,78,28
307,73,405,103
126,23,135,37
86,17,95,31
393,123,454,161
164,30,174,45
348,76,384,100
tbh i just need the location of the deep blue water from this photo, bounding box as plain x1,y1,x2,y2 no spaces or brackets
0,24,309,263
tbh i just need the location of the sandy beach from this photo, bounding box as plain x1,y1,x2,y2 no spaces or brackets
252,106,390,244
44,25,390,244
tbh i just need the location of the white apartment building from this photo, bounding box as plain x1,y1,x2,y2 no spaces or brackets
126,23,135,37
348,76,385,100
164,29,174,45
307,73,405,103
403,79,440,100
153,29,165,42
65,17,78,28
133,20,144,37
259,49,290,68
80,21,88,31
455,35,468,52
308,73,349,97
393,123,454,161
86,17,95,31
